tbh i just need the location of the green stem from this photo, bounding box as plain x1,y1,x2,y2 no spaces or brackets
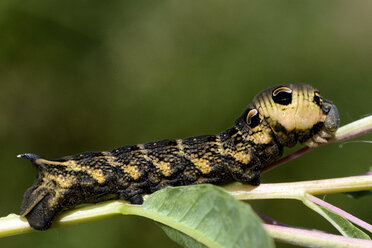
333,115,372,142
1,174,371,239
224,175,372,200
265,224,372,248
2,199,371,247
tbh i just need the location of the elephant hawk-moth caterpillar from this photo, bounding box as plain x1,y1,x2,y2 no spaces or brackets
18,83,340,230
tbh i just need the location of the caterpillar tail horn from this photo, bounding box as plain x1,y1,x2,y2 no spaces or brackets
17,153,47,171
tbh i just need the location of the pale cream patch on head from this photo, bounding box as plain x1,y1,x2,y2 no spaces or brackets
254,92,296,132
254,84,326,132
293,86,323,130
294,105,323,130
269,105,297,131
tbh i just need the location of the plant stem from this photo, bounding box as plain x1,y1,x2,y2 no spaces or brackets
264,224,372,248
2,201,371,247
306,194,372,233
224,175,372,200
1,174,370,238
333,115,372,142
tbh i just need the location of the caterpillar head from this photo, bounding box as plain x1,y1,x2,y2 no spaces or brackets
246,84,339,148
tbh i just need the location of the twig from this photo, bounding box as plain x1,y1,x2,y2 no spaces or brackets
264,224,372,248
224,175,372,199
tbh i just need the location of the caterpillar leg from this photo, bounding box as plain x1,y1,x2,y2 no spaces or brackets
247,173,261,186
228,161,262,186
128,194,144,205
118,181,148,204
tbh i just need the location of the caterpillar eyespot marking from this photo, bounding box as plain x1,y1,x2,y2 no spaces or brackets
18,83,340,230
272,86,293,105
246,109,260,128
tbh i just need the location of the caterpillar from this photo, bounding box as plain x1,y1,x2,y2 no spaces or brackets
18,83,339,230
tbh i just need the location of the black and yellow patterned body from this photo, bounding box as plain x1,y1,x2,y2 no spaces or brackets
19,84,340,230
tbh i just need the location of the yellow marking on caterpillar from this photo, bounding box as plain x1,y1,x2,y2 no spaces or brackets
36,158,71,167
38,158,107,184
153,161,172,177
137,145,172,177
123,165,141,180
191,158,212,174
231,150,251,164
137,145,153,162
215,136,224,155
36,158,82,171
87,169,106,184
102,152,122,167
46,188,67,211
176,139,185,155
250,129,272,145
47,173,75,188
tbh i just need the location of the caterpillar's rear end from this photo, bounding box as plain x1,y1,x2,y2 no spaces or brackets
18,152,118,230
18,83,340,230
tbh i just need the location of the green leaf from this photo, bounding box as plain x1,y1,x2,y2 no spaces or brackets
142,184,274,248
158,223,208,248
318,206,371,240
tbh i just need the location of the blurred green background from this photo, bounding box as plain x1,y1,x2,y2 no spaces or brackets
1,1,371,247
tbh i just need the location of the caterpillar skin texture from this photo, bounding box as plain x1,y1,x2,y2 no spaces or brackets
19,84,340,230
